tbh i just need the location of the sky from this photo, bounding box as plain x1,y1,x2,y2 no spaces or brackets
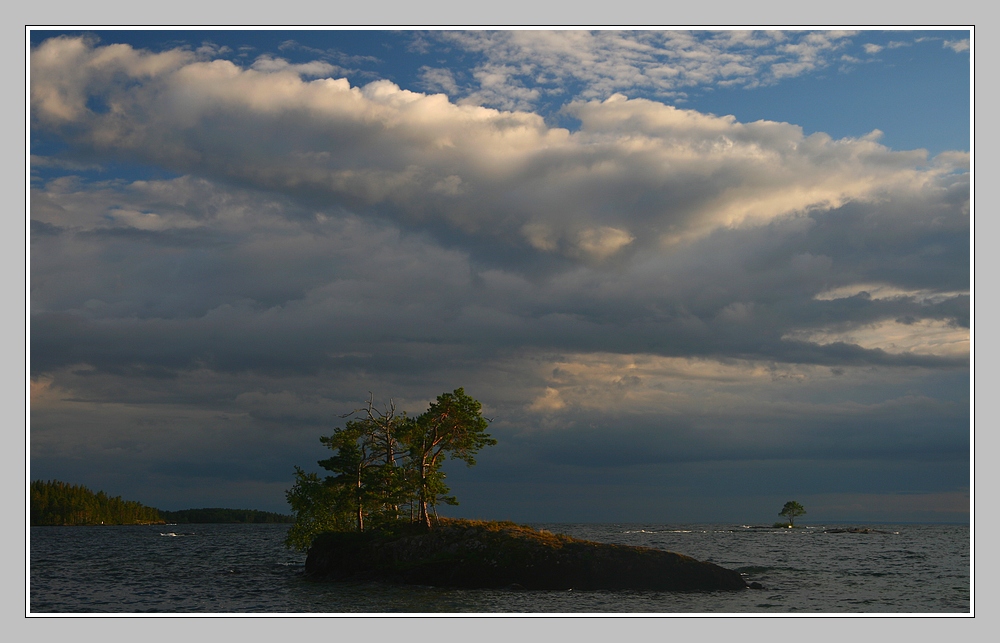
28,29,971,524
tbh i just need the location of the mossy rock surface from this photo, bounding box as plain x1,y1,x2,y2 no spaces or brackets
305,519,747,591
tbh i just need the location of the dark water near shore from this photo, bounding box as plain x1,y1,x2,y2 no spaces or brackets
29,522,970,613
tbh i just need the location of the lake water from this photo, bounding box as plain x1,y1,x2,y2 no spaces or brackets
29,522,970,613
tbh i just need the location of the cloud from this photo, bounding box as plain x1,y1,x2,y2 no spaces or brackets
30,36,194,123
572,226,634,261
29,35,969,519
419,66,459,94
29,154,103,173
783,319,969,358
31,38,956,265
528,387,565,412
943,39,970,53
250,55,340,77
30,158,968,375
423,30,857,110
814,283,968,305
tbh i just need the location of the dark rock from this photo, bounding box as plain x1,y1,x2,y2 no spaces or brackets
305,520,747,591
823,527,894,534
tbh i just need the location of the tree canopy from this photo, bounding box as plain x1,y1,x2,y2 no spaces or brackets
285,389,495,550
778,500,806,527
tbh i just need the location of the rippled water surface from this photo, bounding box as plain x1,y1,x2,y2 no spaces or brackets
29,522,970,613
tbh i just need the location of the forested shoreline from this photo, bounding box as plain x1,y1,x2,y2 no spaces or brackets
160,508,293,524
29,480,292,525
31,480,164,525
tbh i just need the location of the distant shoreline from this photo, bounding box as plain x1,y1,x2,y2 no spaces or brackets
30,479,293,526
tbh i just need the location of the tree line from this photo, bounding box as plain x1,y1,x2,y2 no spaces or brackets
160,508,293,524
285,388,495,550
31,479,163,526
30,480,295,525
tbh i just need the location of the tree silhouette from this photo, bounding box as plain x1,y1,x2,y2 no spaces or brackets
286,389,495,548
779,500,806,527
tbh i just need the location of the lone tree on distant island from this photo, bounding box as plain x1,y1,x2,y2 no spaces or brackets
779,500,806,527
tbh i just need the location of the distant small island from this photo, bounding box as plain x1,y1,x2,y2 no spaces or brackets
30,480,292,526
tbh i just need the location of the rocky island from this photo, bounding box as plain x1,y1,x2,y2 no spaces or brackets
292,392,747,591
305,519,748,591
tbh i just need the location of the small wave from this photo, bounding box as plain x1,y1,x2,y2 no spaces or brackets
160,532,196,537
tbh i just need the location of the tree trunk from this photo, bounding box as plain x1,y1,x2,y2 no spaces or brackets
356,470,364,532
416,461,432,529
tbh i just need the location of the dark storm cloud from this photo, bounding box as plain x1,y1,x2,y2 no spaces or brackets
529,396,969,468
30,171,967,376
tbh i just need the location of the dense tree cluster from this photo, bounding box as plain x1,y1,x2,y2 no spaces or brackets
286,388,495,550
30,480,163,526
